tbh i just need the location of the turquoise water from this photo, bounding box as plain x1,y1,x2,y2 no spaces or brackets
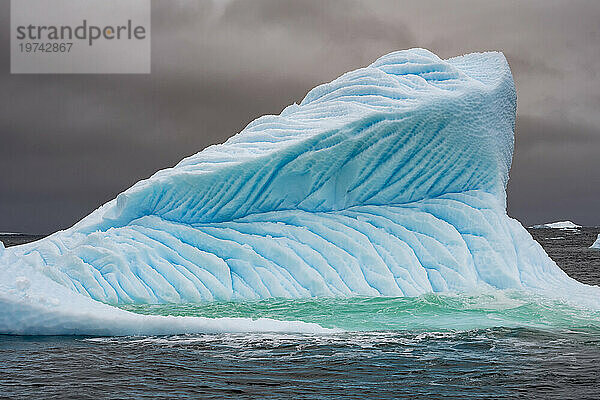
120,290,600,334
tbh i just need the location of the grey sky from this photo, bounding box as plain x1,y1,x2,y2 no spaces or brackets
1,0,599,234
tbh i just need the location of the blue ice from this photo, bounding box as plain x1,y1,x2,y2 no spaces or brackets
1,49,598,335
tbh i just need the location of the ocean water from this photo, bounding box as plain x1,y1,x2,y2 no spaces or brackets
1,227,599,399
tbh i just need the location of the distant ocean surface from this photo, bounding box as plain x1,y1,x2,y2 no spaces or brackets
1,227,600,399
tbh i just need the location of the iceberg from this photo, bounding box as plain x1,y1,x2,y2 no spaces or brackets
531,221,581,230
591,234,600,250
1,48,599,335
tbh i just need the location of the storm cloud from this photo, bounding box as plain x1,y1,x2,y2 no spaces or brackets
1,0,599,233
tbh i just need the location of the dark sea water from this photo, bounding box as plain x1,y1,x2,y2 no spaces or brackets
1,227,600,399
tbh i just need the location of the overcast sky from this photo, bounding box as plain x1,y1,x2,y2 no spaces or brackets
1,0,599,234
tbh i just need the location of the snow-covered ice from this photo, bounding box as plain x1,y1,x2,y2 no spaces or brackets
1,48,598,335
531,221,582,229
